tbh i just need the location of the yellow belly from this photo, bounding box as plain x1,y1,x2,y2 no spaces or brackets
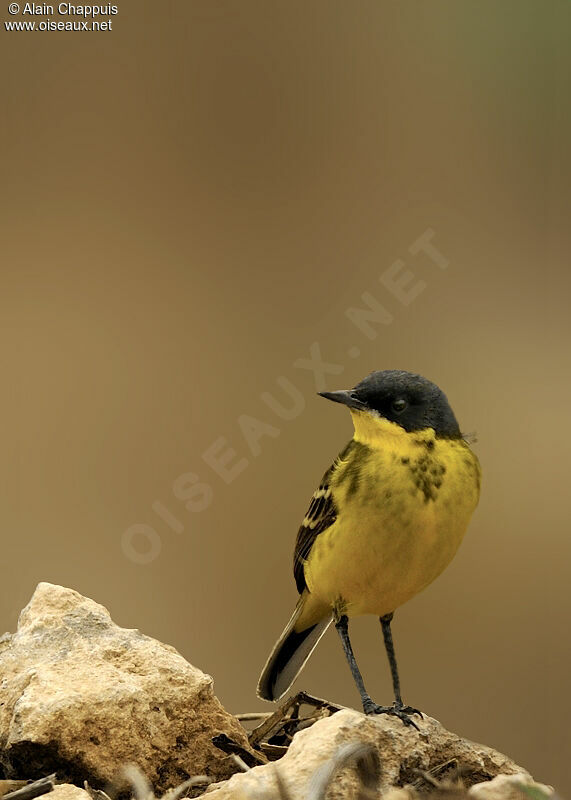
303,422,480,619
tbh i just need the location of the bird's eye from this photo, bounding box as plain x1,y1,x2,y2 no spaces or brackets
391,398,407,413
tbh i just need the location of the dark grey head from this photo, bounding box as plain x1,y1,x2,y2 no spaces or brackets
319,369,461,438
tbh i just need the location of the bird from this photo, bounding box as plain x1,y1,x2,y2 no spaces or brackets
257,369,481,728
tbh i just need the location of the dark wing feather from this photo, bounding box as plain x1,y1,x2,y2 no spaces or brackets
293,470,338,594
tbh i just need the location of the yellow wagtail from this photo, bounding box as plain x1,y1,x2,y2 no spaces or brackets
257,369,481,727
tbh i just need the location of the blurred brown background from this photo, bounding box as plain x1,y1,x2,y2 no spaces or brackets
1,0,570,792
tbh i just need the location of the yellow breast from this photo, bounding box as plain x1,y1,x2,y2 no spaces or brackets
303,412,481,618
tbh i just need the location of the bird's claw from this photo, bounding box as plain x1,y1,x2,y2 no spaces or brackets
398,703,423,719
363,699,423,730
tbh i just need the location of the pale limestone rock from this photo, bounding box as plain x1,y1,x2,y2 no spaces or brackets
206,708,531,799
470,773,553,800
0,583,252,791
51,787,92,800
381,791,416,800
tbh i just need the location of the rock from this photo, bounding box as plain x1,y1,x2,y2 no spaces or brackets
205,708,534,800
469,773,554,800
381,791,417,800
50,787,92,800
0,583,254,792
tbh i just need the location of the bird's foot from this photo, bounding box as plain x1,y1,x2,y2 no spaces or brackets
362,697,423,730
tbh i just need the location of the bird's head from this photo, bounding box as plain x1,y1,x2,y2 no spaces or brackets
319,369,462,439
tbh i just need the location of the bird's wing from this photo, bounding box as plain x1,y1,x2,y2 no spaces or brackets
293,469,338,594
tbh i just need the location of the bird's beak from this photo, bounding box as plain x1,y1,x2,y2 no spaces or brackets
318,390,368,411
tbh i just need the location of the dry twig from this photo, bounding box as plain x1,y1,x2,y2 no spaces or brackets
3,777,56,800
211,733,267,767
248,691,343,753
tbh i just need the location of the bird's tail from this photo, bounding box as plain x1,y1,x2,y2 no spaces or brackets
257,596,332,702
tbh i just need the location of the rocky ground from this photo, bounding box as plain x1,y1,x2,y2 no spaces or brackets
0,584,555,800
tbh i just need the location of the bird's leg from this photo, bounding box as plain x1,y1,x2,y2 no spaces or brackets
379,612,422,723
380,613,403,706
334,614,420,730
334,614,371,701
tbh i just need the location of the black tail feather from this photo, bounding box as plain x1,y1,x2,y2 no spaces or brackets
257,608,331,701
